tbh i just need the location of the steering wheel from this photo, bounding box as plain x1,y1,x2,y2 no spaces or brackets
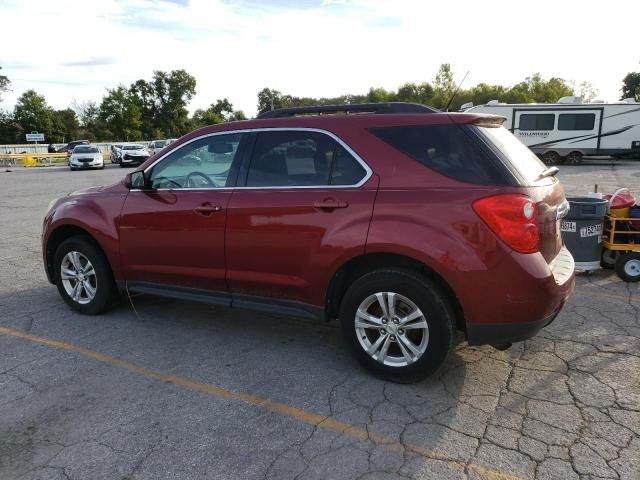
153,176,182,189
185,171,216,188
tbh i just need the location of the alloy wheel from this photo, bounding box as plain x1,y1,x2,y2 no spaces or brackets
354,292,429,367
60,251,98,304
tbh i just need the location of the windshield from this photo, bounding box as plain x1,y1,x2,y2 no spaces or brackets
124,145,143,150
475,126,547,184
74,146,99,154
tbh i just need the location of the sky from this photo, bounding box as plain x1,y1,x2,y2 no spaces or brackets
1,0,639,117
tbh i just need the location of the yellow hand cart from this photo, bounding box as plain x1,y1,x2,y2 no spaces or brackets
602,214,640,281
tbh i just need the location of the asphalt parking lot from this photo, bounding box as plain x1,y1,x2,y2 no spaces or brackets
1,160,639,480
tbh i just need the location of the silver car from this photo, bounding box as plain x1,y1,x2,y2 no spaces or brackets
119,144,150,168
69,145,104,171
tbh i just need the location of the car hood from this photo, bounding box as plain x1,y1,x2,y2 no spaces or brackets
122,150,149,156
71,152,101,158
69,181,127,197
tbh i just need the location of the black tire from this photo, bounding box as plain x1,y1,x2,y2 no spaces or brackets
119,163,126,168
541,151,561,165
53,236,119,314
566,151,583,165
601,249,617,269
615,252,640,282
339,269,455,383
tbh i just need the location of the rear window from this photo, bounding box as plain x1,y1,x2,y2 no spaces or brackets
369,124,508,185
475,126,547,184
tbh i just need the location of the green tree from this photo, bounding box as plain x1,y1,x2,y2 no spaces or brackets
191,98,246,128
99,85,142,140
432,63,457,108
13,89,54,139
129,79,158,138
0,66,10,103
51,109,80,142
257,88,284,115
621,72,640,101
506,73,574,103
0,110,21,144
152,69,196,137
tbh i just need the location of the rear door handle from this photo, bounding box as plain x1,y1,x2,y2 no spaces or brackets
194,204,222,216
313,199,349,210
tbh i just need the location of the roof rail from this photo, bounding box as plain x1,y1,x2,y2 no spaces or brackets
257,102,439,119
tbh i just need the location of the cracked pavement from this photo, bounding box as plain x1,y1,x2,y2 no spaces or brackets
0,161,639,480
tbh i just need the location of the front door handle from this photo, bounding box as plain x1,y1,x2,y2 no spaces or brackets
313,199,349,210
194,204,222,216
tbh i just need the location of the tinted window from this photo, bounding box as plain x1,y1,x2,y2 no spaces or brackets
150,133,244,189
246,131,365,187
369,124,507,185
519,114,555,131
331,145,366,185
558,113,596,131
476,126,547,185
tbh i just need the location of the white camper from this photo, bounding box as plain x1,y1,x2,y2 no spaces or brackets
463,97,640,164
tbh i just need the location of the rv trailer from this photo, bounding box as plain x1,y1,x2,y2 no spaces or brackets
463,97,640,164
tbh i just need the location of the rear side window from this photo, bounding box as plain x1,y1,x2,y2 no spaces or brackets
558,113,596,131
246,131,366,187
519,114,555,131
369,124,508,185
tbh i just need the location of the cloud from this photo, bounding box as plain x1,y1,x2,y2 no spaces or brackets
63,57,118,67
1,0,638,118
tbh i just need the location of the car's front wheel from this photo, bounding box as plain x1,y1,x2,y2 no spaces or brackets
53,236,119,314
340,269,454,382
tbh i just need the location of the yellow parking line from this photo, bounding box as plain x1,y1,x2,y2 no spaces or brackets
0,326,523,480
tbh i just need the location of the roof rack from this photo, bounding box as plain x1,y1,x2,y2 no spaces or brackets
257,102,439,119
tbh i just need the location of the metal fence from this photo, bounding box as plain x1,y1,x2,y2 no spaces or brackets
1,141,153,155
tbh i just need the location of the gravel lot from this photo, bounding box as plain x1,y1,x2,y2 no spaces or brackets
1,160,639,480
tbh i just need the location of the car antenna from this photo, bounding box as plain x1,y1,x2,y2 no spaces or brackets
444,71,469,112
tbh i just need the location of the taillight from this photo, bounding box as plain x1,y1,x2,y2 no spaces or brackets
473,194,539,253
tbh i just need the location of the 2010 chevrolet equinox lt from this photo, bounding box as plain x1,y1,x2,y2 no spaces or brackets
42,103,575,381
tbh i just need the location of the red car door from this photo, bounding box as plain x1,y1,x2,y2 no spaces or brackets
119,133,247,293
225,129,378,308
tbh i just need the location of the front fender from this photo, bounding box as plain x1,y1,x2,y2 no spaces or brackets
43,190,127,282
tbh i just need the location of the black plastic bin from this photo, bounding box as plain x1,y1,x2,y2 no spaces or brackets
561,197,608,271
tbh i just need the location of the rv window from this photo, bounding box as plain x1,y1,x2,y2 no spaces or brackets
558,113,596,131
519,114,555,131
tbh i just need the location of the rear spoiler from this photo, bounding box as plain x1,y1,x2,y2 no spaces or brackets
447,113,506,128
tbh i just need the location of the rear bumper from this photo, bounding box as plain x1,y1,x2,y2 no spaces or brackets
463,245,575,346
466,307,563,345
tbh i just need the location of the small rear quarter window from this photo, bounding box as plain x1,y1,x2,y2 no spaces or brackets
369,124,508,185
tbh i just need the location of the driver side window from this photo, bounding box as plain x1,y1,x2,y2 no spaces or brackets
149,133,245,189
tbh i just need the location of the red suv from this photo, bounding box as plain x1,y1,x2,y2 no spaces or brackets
42,103,575,381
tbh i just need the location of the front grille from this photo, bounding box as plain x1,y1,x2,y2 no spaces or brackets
78,157,93,162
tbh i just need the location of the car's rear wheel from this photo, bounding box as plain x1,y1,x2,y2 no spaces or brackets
339,269,454,382
53,236,119,314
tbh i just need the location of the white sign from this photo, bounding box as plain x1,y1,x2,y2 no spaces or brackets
561,221,576,232
580,224,603,238
25,133,45,142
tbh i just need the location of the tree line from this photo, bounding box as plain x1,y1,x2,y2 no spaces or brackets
0,64,638,145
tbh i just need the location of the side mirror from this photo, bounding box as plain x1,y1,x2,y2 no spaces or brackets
127,170,148,189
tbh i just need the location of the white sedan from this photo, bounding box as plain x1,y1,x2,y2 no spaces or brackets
119,144,151,167
69,145,104,170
